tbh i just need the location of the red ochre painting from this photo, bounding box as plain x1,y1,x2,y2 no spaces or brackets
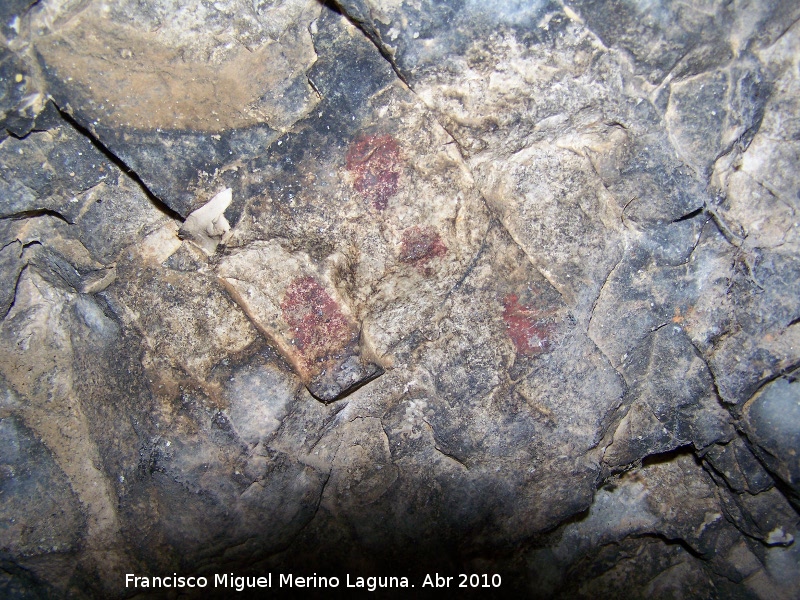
345,134,402,210
501,293,556,356
280,276,356,372
399,225,448,276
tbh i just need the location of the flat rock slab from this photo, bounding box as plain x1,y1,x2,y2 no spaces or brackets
0,0,798,597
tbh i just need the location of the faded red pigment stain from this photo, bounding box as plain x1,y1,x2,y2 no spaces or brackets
399,225,448,276
280,276,355,372
502,294,556,356
345,134,401,210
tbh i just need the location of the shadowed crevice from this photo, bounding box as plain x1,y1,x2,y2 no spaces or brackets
51,102,184,223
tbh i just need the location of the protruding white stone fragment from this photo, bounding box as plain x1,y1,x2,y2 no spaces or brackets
180,188,233,254
766,527,794,546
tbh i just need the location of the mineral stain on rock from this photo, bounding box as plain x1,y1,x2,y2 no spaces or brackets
218,242,383,403
280,275,356,372
502,293,556,356
345,134,401,209
3,0,799,596
399,225,448,275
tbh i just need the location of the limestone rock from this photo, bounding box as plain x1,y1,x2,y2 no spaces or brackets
0,0,798,597
744,376,800,508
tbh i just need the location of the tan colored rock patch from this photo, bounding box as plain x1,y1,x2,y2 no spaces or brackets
35,11,318,132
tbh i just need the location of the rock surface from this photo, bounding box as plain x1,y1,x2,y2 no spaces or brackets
1,0,799,598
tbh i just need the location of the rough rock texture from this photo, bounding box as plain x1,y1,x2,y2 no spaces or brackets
1,0,799,598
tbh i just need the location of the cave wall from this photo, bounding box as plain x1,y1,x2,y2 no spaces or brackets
1,0,799,598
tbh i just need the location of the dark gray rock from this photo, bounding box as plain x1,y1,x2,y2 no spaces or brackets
0,114,117,222
0,47,37,138
743,374,800,508
0,0,38,42
708,252,800,408
705,434,775,495
0,240,23,318
0,0,798,597
603,325,732,469
719,485,798,547
33,0,318,217
0,416,85,558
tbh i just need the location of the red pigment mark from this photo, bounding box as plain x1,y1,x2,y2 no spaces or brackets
399,225,448,276
502,294,556,356
281,276,355,370
345,134,401,210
